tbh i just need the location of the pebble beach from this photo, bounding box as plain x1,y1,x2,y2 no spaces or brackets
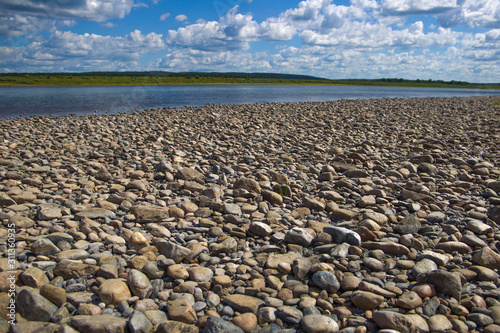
1,95,500,333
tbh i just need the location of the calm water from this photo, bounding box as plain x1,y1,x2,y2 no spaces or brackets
1,85,499,118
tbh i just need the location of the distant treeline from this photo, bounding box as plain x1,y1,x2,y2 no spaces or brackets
0,72,499,89
0,71,326,81
376,78,471,86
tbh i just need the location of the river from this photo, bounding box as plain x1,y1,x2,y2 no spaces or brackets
0,84,499,118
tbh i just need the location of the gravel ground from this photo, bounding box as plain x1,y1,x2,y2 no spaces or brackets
1,96,500,333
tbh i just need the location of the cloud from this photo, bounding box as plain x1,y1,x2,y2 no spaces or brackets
160,13,170,21
437,0,500,28
1,29,165,72
0,0,135,22
157,49,271,72
102,22,117,28
175,14,188,22
381,0,458,15
0,14,75,37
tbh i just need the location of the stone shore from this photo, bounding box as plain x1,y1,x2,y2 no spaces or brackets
1,96,500,333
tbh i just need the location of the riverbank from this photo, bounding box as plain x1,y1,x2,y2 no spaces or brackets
1,96,500,332
1,73,499,89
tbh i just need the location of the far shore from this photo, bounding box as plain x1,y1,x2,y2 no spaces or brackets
1,74,500,89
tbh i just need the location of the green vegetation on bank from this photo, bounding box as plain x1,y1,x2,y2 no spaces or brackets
1,72,499,89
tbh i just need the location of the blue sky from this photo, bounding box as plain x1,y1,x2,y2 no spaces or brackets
0,0,499,82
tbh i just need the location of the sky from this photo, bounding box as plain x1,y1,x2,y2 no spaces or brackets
0,0,499,82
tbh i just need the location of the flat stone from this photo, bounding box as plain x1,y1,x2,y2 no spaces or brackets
71,315,127,333
223,294,265,314
469,265,500,281
435,241,471,254
234,177,261,194
362,241,410,255
362,212,389,225
261,189,283,206
156,240,192,263
373,311,429,333
467,219,493,234
75,208,116,220
301,314,340,333
9,214,35,228
359,281,396,298
31,238,61,256
267,252,302,269
420,250,450,266
37,204,62,220
40,284,67,307
468,313,494,326
155,320,199,333
56,249,90,261
351,291,384,309
203,316,243,333
426,211,446,223
303,197,326,211
130,205,170,223
176,168,205,183
276,305,303,324
330,209,358,220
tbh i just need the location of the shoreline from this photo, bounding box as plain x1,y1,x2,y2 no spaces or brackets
1,95,500,332
2,81,500,89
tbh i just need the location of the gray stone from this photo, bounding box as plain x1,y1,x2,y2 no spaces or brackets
412,258,438,278
128,311,153,333
323,226,362,246
426,211,446,223
155,240,192,263
249,222,273,237
127,269,152,299
276,306,304,324
17,288,58,322
417,269,462,300
467,313,494,326
75,208,116,220
31,238,61,256
394,214,421,234
203,316,244,333
284,227,314,247
311,271,340,293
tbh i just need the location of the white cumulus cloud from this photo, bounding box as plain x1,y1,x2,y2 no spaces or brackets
0,0,135,22
175,14,188,22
